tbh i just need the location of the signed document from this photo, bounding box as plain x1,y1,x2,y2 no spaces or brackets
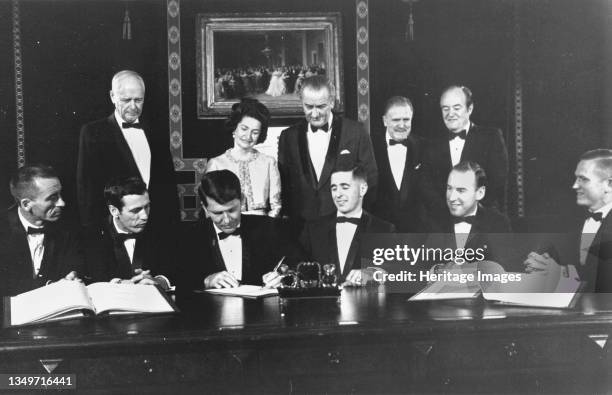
204,285,278,299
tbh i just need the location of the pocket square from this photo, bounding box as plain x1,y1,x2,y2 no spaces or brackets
414,163,421,170
340,149,351,155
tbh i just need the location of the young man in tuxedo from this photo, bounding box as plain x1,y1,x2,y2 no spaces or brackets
426,161,511,265
422,85,508,220
0,164,83,296
299,159,395,286
178,170,297,292
77,70,179,234
525,149,612,292
372,96,424,232
278,75,378,236
83,177,173,289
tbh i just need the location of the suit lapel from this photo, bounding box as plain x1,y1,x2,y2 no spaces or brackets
460,123,477,163
317,116,342,190
8,208,35,279
107,220,135,277
296,121,318,189
240,217,252,281
398,136,418,200
342,213,368,277
108,114,141,177
205,219,227,273
327,220,340,273
38,226,56,281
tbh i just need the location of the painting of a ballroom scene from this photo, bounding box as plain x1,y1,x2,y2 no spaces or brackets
213,30,328,102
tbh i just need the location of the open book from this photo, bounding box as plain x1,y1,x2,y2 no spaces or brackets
409,261,582,308
203,285,278,299
5,281,177,327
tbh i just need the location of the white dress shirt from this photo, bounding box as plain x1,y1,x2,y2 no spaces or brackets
580,202,612,265
307,113,333,181
113,218,136,264
386,133,407,190
448,123,470,167
453,205,478,250
18,209,44,277
214,224,243,281
336,209,362,274
115,112,151,186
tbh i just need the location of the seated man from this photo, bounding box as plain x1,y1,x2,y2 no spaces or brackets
299,158,395,286
525,149,612,292
179,170,298,291
84,176,174,289
0,164,83,296
425,161,512,267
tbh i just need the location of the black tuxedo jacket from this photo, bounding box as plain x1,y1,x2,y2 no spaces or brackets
300,211,395,281
0,207,84,297
372,132,425,232
278,115,378,232
573,213,612,292
77,114,179,231
83,217,176,283
425,205,512,265
178,215,302,293
421,123,508,218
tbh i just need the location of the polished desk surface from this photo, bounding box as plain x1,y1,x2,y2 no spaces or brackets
1,287,612,354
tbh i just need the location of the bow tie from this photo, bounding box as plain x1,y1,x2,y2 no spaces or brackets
389,139,408,147
122,122,143,129
336,216,360,225
586,212,603,222
117,233,139,242
311,123,329,133
218,228,241,240
449,130,467,140
452,215,475,225
27,227,46,235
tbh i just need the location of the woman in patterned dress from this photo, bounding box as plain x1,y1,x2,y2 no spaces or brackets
205,98,281,217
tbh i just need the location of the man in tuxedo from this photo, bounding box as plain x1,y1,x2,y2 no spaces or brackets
278,75,378,236
0,165,83,296
525,149,612,292
83,177,173,289
179,170,297,291
426,161,511,264
300,160,395,286
77,70,179,234
372,96,424,232
422,85,508,220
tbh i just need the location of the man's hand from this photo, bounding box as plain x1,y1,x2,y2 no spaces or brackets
523,252,560,275
204,271,240,289
262,271,282,288
109,269,164,287
62,271,82,282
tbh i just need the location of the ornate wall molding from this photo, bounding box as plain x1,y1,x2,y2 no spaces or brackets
167,0,206,221
513,2,524,217
12,0,25,167
356,0,370,134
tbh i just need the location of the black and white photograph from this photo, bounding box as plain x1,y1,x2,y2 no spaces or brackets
0,0,611,393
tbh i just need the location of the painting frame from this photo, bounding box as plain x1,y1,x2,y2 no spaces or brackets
197,12,344,118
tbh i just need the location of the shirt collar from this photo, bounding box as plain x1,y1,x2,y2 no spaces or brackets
114,111,140,129
17,208,43,233
112,217,130,235
308,112,333,134
336,209,363,220
591,201,612,219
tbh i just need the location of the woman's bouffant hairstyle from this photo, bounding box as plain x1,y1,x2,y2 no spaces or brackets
225,98,271,144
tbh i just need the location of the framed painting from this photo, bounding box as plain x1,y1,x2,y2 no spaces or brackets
197,13,343,118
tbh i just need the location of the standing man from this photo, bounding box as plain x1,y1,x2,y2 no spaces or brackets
422,85,508,219
83,177,174,289
300,159,394,286
278,75,378,235
178,170,299,291
525,149,612,292
77,70,179,234
372,96,424,232
426,161,511,264
0,164,83,296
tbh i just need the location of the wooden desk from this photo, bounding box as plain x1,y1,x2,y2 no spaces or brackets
1,287,611,394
